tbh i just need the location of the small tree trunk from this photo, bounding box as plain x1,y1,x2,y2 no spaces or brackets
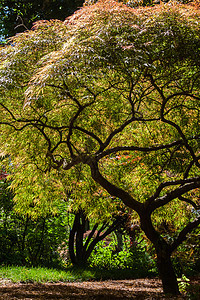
75,211,86,266
68,214,79,265
68,211,126,266
68,211,89,266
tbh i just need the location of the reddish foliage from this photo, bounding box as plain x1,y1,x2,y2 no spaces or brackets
0,171,8,180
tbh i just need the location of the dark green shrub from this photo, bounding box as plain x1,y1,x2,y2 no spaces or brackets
88,235,157,277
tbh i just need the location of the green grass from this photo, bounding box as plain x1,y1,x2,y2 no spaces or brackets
0,265,148,284
0,265,96,283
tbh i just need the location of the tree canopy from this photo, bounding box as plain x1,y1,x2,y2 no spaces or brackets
0,0,200,295
1,0,192,39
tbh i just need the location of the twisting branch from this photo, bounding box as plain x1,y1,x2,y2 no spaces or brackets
66,83,96,157
148,177,200,212
158,145,182,175
67,107,84,157
1,103,60,132
0,103,18,121
170,216,200,253
60,154,91,171
34,125,52,152
146,74,200,167
166,92,200,102
161,115,200,167
63,81,82,108
46,151,64,169
87,157,142,213
73,126,104,146
15,15,29,31
184,155,200,179
178,195,198,210
97,116,135,153
96,222,109,238
84,217,125,261
83,224,98,252
127,79,136,114
96,138,184,160
146,177,200,206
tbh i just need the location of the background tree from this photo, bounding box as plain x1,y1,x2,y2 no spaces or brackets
0,171,70,266
0,0,84,38
0,0,200,295
68,209,128,266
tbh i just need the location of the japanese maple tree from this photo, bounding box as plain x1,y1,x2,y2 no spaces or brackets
0,0,200,295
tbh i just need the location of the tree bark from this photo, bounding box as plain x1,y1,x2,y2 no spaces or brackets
68,213,79,265
140,213,180,295
156,245,180,295
68,211,90,266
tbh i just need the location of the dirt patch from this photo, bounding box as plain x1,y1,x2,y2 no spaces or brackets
0,278,199,299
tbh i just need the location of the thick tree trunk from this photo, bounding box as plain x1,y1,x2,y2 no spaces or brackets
156,246,180,295
140,214,180,295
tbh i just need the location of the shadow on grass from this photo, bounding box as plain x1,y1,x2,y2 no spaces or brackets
67,265,157,281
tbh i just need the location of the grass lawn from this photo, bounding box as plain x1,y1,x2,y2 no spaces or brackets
0,265,144,283
0,265,96,283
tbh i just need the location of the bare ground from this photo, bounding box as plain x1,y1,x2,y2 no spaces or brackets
0,278,199,300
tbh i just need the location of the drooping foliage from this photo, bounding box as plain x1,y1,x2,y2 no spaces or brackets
0,0,196,39
83,0,195,8
0,0,200,294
